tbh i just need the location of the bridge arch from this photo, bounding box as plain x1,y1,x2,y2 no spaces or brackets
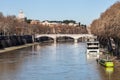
36,35,56,39
36,36,55,42
76,35,95,42
57,36,74,42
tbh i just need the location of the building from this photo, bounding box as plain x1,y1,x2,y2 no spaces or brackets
42,20,59,27
30,20,40,25
18,10,26,22
68,23,79,27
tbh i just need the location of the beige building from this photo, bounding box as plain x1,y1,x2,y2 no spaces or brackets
30,20,40,25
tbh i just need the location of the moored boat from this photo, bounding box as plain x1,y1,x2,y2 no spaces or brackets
86,36,100,59
99,59,114,67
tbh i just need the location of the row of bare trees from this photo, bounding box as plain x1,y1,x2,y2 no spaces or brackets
0,12,88,36
90,1,120,57
33,24,87,34
0,13,33,36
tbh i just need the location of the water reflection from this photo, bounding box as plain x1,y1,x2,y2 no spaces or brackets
0,43,119,80
105,67,114,80
105,67,114,72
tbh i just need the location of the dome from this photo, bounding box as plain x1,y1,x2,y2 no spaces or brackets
18,10,25,19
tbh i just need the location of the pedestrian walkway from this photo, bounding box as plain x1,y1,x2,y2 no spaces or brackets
0,43,39,53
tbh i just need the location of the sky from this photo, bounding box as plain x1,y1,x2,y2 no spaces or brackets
0,0,118,25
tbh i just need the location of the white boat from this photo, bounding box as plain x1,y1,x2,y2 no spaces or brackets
86,37,100,59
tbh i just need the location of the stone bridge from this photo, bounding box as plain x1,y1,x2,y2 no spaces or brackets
35,34,94,43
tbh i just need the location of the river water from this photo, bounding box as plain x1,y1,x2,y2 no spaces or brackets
0,42,118,80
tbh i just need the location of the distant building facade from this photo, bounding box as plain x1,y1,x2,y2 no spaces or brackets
30,20,40,25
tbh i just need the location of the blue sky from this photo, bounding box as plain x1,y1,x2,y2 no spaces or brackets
0,0,117,25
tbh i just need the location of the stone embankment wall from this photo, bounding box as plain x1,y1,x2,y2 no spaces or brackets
0,35,33,49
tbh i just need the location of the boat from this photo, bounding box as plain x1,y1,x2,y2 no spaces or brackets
99,59,114,67
86,36,100,59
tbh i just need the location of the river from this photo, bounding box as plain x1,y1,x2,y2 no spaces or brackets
0,42,118,80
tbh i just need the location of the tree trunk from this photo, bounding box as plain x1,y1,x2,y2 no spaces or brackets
107,37,113,53
113,38,120,57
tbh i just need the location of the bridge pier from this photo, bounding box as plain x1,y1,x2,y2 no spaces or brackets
82,37,86,42
54,38,56,44
74,39,78,43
